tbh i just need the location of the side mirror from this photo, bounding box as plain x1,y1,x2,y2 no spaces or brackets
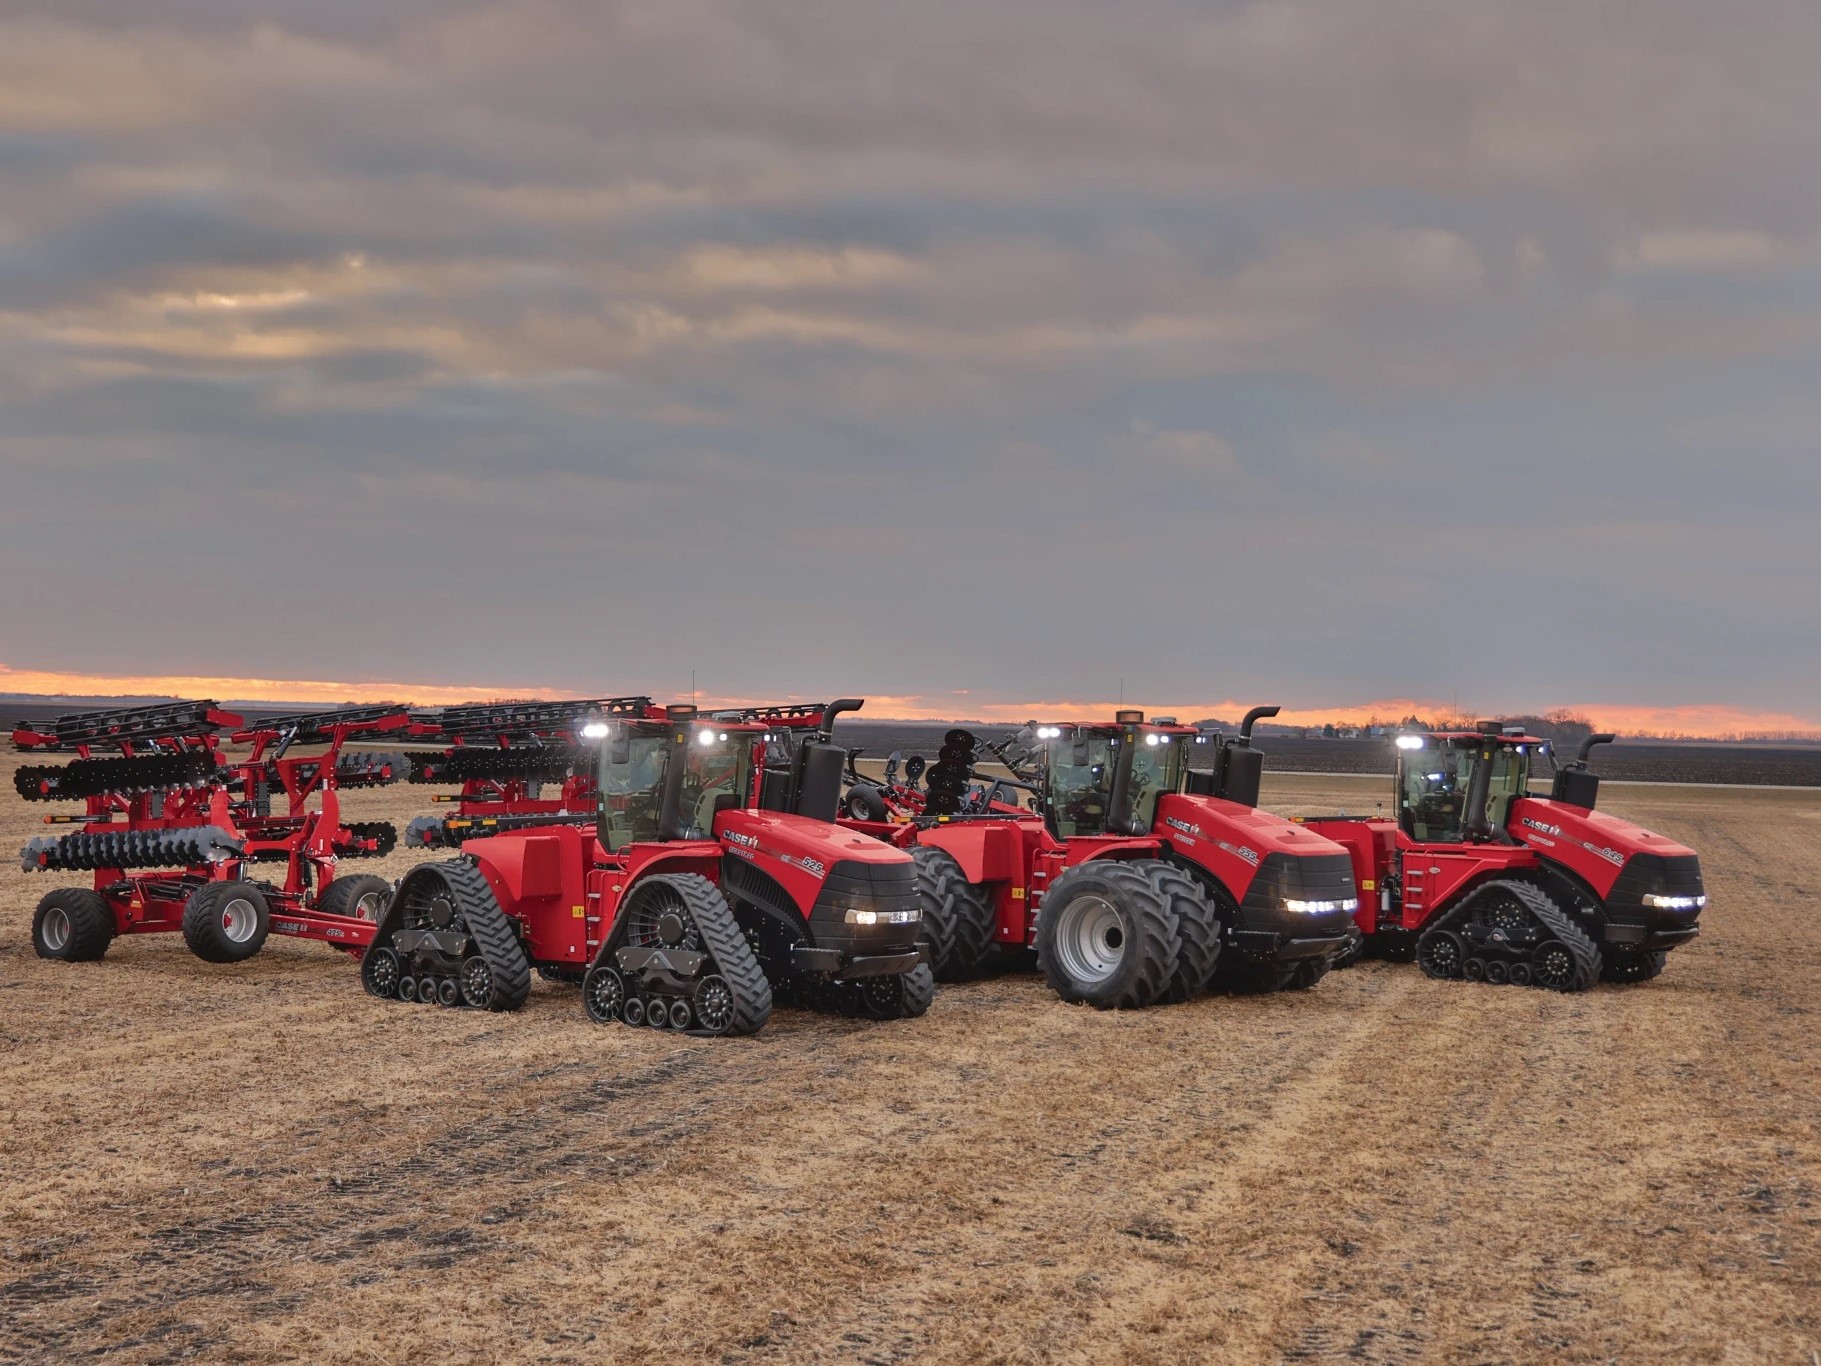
609,730,631,765
1070,734,1091,766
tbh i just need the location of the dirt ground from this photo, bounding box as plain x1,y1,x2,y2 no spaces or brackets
2,759,1817,1363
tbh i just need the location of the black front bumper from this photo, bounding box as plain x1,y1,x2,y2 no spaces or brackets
1229,852,1360,962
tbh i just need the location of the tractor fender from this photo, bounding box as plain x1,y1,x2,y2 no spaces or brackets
910,820,1026,886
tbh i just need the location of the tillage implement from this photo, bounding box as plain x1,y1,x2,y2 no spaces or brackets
841,707,1361,1007
16,700,421,963
365,699,932,1035
1301,726,1706,990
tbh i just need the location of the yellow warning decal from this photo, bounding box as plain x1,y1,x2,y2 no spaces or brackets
1011,887,1026,900
1361,879,1376,891
572,905,586,918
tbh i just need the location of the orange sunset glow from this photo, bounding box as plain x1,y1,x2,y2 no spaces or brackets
5,664,1815,738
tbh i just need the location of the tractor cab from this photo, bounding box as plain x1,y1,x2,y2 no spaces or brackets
1392,723,1543,844
592,705,760,851
1036,710,1196,839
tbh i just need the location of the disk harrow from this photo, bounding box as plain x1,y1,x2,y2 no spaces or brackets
402,696,658,850
840,725,1037,824
21,824,241,873
14,749,222,803
16,699,421,967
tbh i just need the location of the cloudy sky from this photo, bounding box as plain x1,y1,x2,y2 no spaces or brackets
2,1,1818,732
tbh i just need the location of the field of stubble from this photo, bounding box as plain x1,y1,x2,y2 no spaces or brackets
2,759,1818,1363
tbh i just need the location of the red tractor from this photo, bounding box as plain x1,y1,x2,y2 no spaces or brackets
1301,725,1706,990
17,701,417,963
363,700,932,1036
841,707,1361,1007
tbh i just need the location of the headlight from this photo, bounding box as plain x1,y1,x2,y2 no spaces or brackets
696,729,717,746
1037,726,1062,739
1395,735,1424,750
581,721,610,739
1283,897,1360,914
1642,893,1706,911
844,907,922,925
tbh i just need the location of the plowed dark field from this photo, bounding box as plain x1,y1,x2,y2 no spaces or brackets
3,760,1817,1362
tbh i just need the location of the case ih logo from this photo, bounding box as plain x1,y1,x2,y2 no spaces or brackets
724,831,759,849
1216,840,1261,867
1523,817,1562,837
1164,817,1200,840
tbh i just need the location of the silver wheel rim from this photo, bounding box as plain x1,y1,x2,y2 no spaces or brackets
353,891,385,922
42,907,70,952
1052,893,1127,987
221,897,259,943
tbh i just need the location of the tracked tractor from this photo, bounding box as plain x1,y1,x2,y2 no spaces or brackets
842,707,1360,1007
365,700,932,1036
16,701,420,964
1301,725,1706,990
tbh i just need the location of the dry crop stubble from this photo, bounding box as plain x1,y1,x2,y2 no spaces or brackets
0,758,1817,1361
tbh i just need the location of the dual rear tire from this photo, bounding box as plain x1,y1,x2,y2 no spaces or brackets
1037,860,1208,1010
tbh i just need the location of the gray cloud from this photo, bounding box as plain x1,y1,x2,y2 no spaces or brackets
1,0,1818,720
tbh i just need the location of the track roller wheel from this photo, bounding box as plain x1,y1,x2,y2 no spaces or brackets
1416,929,1465,980
362,947,402,999
1463,958,1486,981
32,888,115,962
1151,865,1221,1004
622,996,647,1026
1037,859,1179,1009
318,873,393,924
1600,948,1666,984
582,965,626,1024
909,846,998,981
182,882,271,963
1509,962,1533,986
1485,960,1510,985
398,976,419,1002
437,978,461,1006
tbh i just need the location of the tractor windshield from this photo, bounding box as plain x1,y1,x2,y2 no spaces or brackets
599,729,671,852
1046,733,1114,837
1125,733,1185,832
677,730,756,839
1397,740,1532,843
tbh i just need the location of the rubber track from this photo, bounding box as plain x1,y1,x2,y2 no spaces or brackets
1153,863,1223,1003
1038,860,1180,1010
442,858,532,1011
1422,878,1600,993
910,845,998,981
670,874,772,1036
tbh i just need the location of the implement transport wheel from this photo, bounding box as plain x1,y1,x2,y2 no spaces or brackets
182,882,271,963
1600,948,1666,984
910,846,998,981
843,786,890,822
1153,865,1222,1004
318,874,393,924
1037,860,1180,1010
32,888,115,962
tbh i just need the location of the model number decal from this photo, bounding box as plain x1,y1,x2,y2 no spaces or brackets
1217,840,1260,867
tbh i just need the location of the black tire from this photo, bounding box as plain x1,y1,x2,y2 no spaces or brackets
317,874,393,924
910,845,998,981
32,888,115,962
1600,948,1666,984
361,947,402,999
1152,865,1221,1004
854,963,936,1020
1037,860,1179,1009
181,882,271,963
843,785,890,822
1416,928,1465,980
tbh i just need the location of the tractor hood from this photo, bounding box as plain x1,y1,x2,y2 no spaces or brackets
1509,797,1704,908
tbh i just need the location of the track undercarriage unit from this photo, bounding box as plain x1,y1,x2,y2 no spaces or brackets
1414,879,1601,991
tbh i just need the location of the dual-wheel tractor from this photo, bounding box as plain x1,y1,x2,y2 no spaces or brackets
362,701,932,1037
841,708,1362,1009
